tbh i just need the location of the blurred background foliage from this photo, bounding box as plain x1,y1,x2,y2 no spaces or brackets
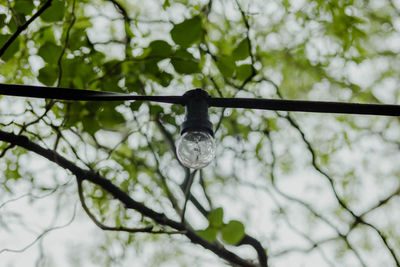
1,0,400,266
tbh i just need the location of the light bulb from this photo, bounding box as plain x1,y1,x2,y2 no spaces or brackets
176,131,216,169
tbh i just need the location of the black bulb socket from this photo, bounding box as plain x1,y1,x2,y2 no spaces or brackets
180,89,214,137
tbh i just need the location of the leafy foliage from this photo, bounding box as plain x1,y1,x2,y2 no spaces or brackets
171,16,202,47
0,0,400,266
198,207,246,245
40,0,65,22
221,220,245,245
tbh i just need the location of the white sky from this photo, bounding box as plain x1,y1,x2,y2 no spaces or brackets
1,0,400,266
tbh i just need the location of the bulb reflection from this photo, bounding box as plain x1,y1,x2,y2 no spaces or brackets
176,131,215,169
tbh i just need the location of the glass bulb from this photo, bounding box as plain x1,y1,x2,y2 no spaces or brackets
176,131,216,169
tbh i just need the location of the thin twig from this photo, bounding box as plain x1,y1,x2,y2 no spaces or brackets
264,130,367,267
57,0,76,86
0,203,77,254
77,180,183,234
199,170,213,210
0,0,53,57
181,170,196,223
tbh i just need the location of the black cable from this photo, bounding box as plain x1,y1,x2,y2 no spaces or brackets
0,83,184,104
1,84,399,116
207,97,400,116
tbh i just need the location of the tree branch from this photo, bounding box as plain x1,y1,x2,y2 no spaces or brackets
109,0,132,56
155,119,268,267
281,114,400,266
77,179,183,235
264,129,366,267
0,0,53,58
0,130,258,267
181,170,196,223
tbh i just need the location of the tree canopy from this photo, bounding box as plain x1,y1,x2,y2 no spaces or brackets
1,0,400,266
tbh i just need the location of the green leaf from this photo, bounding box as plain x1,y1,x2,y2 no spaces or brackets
14,0,35,15
159,114,176,125
38,65,58,86
0,35,20,61
125,77,144,93
232,38,250,61
74,19,93,29
58,58,95,88
68,30,88,51
64,102,83,128
98,106,125,128
99,74,123,93
0,14,6,29
207,207,224,228
149,105,163,116
171,104,184,115
8,18,18,32
40,0,65,22
158,71,173,87
216,56,235,77
36,26,56,43
171,49,199,74
196,227,217,243
162,0,170,9
130,101,142,112
221,220,245,245
82,113,100,135
170,16,202,47
143,59,160,74
38,42,62,64
236,64,253,81
148,40,172,58
282,0,291,8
